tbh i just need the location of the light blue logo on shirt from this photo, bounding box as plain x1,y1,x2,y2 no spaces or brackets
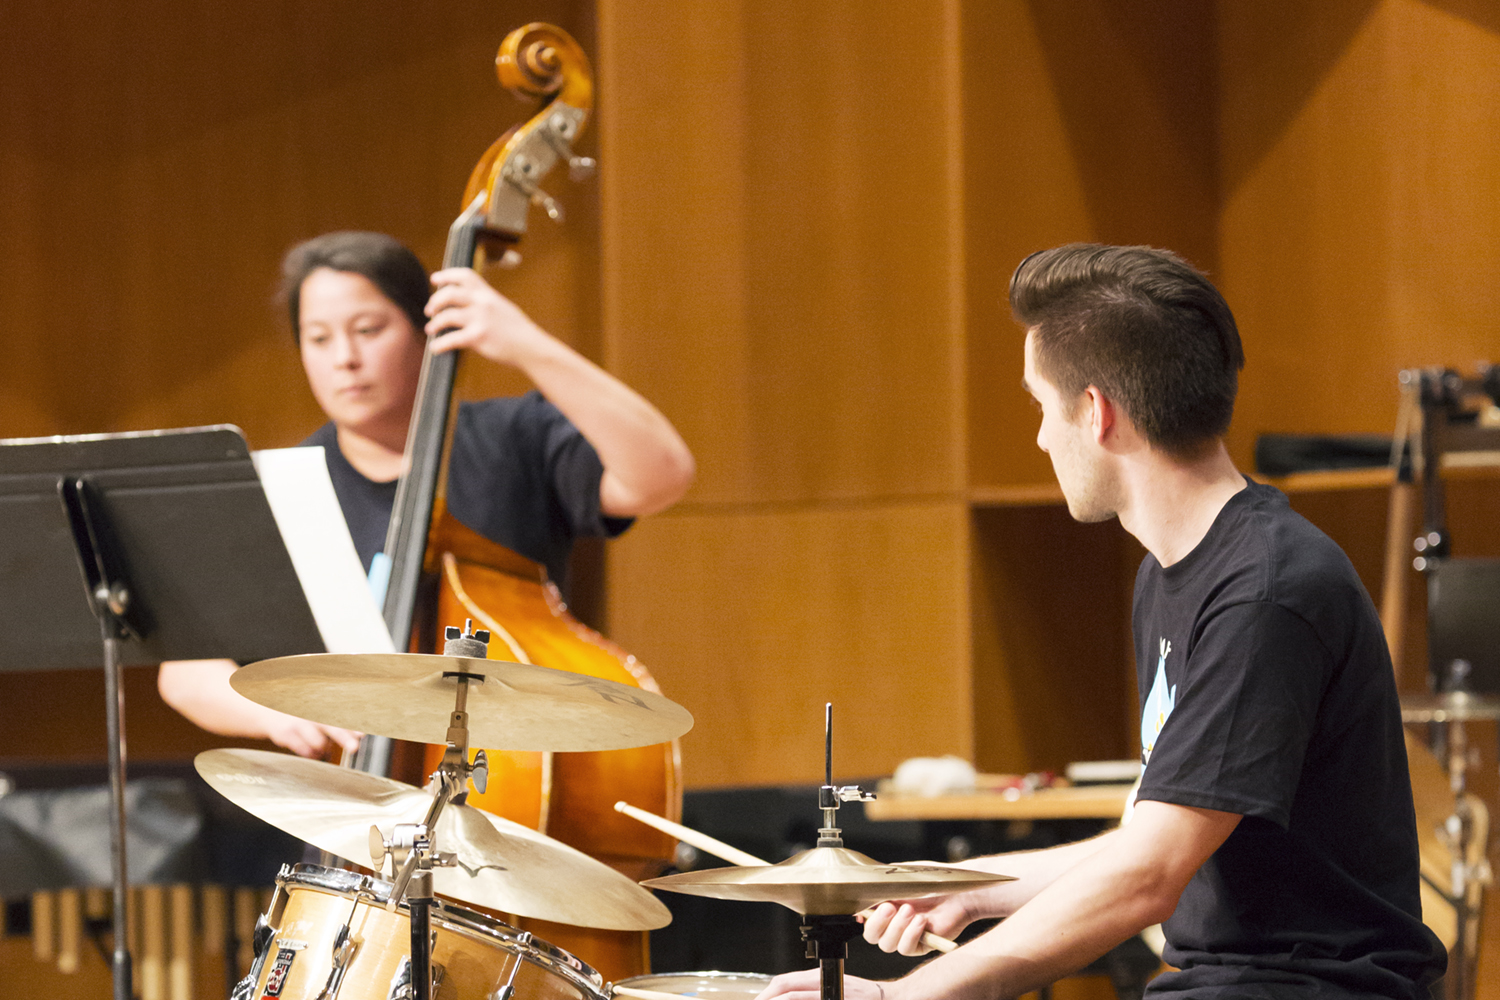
1140,638,1176,763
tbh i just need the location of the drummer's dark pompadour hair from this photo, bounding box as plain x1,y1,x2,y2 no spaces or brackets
1010,243,1244,459
279,231,430,342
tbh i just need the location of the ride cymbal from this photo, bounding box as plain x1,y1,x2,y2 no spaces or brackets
230,652,692,751
642,846,1012,916
196,748,670,930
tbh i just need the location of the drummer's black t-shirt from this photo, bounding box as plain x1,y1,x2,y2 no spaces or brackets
302,392,631,595
1133,480,1445,999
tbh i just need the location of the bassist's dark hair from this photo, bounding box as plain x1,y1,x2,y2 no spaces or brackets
280,231,430,342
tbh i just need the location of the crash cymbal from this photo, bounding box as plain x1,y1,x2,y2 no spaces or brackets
230,652,693,751
1401,691,1500,723
195,748,670,930
642,846,1012,916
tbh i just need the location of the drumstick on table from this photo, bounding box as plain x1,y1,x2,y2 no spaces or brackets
613,801,958,954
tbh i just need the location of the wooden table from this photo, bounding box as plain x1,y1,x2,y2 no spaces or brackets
863,783,1133,822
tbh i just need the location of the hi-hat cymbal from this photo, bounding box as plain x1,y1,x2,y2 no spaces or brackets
1401,691,1500,723
642,846,1012,916
195,748,670,930
230,652,693,751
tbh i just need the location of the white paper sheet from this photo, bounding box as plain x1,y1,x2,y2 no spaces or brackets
252,446,395,654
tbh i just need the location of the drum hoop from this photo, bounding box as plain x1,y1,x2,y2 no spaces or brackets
280,864,606,994
617,972,774,988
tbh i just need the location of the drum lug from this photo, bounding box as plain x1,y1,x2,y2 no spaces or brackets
251,914,275,962
489,934,532,1000
387,955,446,1000
314,923,358,1000
230,971,258,1000
239,912,277,995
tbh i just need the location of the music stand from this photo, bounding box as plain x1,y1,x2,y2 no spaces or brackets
0,425,325,1000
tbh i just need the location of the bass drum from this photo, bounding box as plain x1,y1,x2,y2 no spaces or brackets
235,864,608,1000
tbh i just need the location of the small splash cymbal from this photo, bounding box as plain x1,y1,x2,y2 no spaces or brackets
642,846,1012,916
230,652,692,751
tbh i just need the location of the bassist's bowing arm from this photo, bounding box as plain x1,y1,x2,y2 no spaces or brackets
425,266,695,518
157,658,361,758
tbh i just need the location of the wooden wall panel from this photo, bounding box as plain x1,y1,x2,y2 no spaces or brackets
596,0,974,789
963,0,1218,491
1219,0,1500,468
606,502,971,788
0,666,252,763
597,0,965,507
970,506,1138,774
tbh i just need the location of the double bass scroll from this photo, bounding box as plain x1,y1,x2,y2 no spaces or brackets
464,23,597,266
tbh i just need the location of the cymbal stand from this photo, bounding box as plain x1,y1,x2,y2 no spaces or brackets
1439,704,1481,1000
370,621,493,1000
802,704,876,1000
1423,660,1496,1000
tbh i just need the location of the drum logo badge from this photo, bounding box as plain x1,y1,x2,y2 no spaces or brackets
261,947,297,998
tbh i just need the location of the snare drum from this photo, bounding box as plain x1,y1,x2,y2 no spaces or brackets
236,864,608,1000
615,972,773,1000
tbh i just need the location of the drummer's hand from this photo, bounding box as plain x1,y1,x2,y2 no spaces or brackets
425,268,550,366
861,897,971,956
264,714,362,759
756,971,888,1000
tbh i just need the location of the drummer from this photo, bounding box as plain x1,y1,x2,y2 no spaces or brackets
761,245,1445,1000
158,231,695,757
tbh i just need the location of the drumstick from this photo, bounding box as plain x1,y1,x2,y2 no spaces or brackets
613,801,957,954
616,801,766,866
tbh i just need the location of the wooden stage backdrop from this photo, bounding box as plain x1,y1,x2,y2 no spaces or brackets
3,2,1500,999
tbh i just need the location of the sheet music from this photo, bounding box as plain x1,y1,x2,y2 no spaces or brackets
251,447,395,654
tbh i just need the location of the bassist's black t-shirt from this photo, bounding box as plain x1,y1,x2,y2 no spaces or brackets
1133,480,1445,999
302,392,631,595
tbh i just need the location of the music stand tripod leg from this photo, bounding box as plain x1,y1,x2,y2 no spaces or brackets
59,477,137,1000
100,616,134,1000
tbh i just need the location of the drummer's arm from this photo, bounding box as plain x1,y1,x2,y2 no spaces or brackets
157,659,362,759
863,830,1129,948
889,801,1238,1000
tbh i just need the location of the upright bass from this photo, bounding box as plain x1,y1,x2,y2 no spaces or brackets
364,23,681,982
